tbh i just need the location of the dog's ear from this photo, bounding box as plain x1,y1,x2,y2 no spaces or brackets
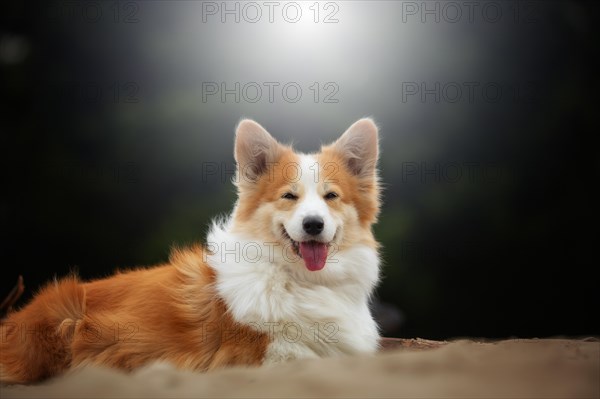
332,118,379,179
234,119,282,185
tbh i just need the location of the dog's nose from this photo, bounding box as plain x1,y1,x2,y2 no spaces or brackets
303,217,324,236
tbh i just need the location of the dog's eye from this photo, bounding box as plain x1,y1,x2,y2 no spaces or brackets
281,192,298,200
324,192,339,200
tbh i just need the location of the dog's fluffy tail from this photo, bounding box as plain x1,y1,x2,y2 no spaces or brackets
0,276,85,384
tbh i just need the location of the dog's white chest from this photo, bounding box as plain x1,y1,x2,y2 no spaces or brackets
261,299,380,364
207,227,381,363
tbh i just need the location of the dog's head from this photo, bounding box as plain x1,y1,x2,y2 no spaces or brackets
231,119,380,271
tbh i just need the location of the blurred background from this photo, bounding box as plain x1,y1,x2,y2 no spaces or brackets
1,1,597,339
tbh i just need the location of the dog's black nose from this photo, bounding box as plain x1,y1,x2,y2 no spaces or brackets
303,217,324,236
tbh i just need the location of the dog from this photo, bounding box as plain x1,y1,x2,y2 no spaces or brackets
0,118,382,384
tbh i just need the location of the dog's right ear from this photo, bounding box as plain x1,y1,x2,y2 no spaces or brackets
234,119,282,186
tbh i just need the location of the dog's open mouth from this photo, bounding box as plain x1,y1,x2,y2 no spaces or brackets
282,227,329,272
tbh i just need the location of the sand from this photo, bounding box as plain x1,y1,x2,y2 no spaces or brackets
2,338,598,398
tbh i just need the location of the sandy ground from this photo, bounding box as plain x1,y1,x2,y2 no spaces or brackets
2,338,598,398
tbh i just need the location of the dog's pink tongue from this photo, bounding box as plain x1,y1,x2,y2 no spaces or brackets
299,241,328,271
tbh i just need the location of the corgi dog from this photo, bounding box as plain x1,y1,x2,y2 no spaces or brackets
0,118,382,384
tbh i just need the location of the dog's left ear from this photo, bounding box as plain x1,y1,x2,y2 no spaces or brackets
332,118,379,178
234,119,283,186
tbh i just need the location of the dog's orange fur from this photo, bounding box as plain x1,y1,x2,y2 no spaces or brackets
317,148,380,228
234,146,299,223
0,246,268,384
